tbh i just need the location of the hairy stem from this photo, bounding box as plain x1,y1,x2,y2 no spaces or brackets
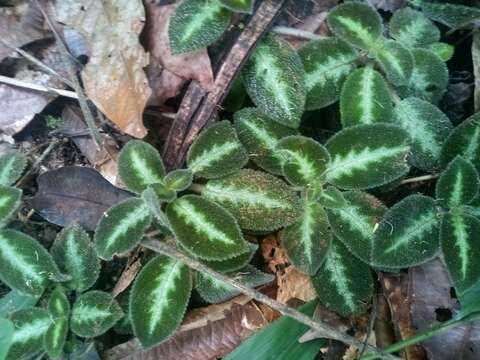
271,26,326,40
400,174,439,185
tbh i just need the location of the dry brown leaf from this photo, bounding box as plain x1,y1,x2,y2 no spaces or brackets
261,234,289,273
55,0,152,138
277,266,316,304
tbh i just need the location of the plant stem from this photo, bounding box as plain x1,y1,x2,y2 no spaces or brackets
400,174,439,185
16,139,60,187
0,75,78,99
271,26,326,40
142,239,401,360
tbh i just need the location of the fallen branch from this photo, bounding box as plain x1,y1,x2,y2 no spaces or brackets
0,75,78,99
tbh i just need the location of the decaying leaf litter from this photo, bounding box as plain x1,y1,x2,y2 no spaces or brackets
1,0,480,359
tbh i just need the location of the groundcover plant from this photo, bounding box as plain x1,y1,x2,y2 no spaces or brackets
1,1,480,359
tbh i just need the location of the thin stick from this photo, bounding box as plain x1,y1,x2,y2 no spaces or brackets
0,75,78,99
142,239,401,360
400,174,438,185
272,26,326,40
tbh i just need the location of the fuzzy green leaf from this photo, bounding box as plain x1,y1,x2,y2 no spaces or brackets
71,291,123,338
327,3,382,50
327,191,386,264
51,225,100,292
372,195,440,268
169,0,231,54
410,0,480,29
390,7,440,49
202,169,301,231
441,211,480,295
141,188,172,232
203,242,258,273
440,112,480,171
299,38,357,110
196,265,274,304
340,67,392,127
187,121,248,179
276,136,330,187
94,198,151,260
0,230,64,296
429,42,454,61
44,317,68,359
0,290,38,318
0,318,14,360
282,200,331,275
220,0,253,13
118,140,166,194
436,157,480,208
325,124,410,190
242,35,306,128
0,186,21,228
164,169,193,192
130,255,191,349
375,40,413,86
6,308,51,360
392,97,453,171
166,195,248,260
311,240,373,316
0,151,26,187
317,186,346,209
150,182,177,202
48,287,70,319
234,108,297,174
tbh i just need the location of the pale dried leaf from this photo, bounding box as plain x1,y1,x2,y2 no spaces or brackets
277,266,316,304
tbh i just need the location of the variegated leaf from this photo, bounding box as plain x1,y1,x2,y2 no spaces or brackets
187,121,248,179
202,169,301,231
317,186,346,209
0,290,38,318
441,211,480,295
203,242,258,273
429,42,454,61
375,40,413,86
48,287,70,319
0,151,26,187
327,2,382,50
234,107,297,174
311,240,373,316
196,265,274,304
0,318,14,360
241,35,306,128
0,230,64,296
340,67,392,127
44,317,68,359
166,195,248,260
276,135,330,187
298,38,357,110
372,195,440,268
118,140,166,194
463,196,480,219
164,169,193,192
392,97,453,171
71,291,123,338
389,7,440,49
440,112,480,171
220,0,253,13
114,290,132,335
327,191,386,264
150,182,177,203
141,188,172,233
325,124,410,190
282,200,331,275
169,0,231,54
0,186,21,228
410,0,480,29
130,255,191,349
94,198,151,260
436,157,480,208
51,225,100,292
6,308,51,360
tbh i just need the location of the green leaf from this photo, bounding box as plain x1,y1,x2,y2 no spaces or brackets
203,242,258,273
0,230,64,296
164,169,193,192
327,191,386,264
196,265,274,304
389,7,440,49
282,200,331,275
276,136,330,187
202,169,301,231
440,112,480,171
168,0,231,54
325,124,410,190
0,151,26,186
48,287,70,319
130,255,191,349
166,195,248,260
0,290,38,318
6,308,51,360
441,211,480,295
317,185,346,209
298,38,357,110
71,291,123,338
94,198,151,260
311,240,373,316
114,290,132,335
410,0,480,29
372,195,440,268
374,40,414,86
118,140,166,194
436,157,480,208
340,67,392,127
241,35,306,128
392,97,453,171
234,107,297,174
51,225,100,292
0,318,13,360
187,121,248,179
0,186,21,228
150,182,177,203
219,0,253,13
327,2,382,50
44,317,68,359
141,187,172,232
429,42,454,61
